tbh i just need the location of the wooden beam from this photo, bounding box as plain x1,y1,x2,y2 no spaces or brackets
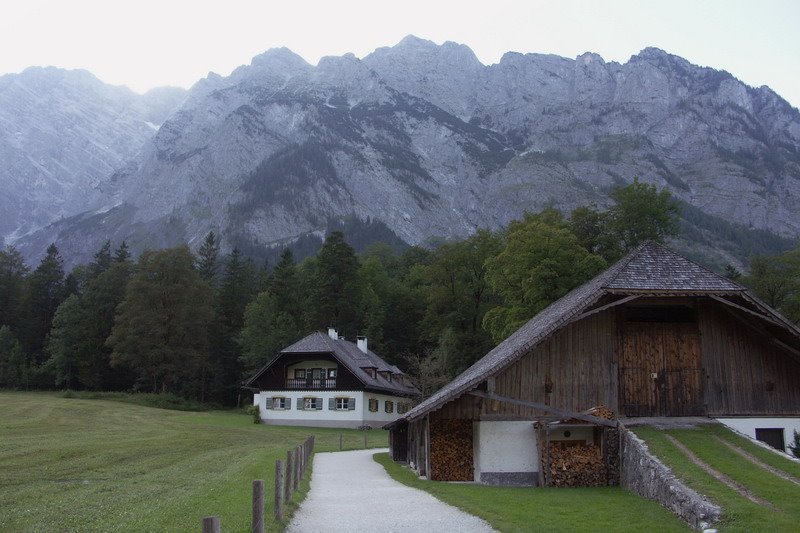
709,295,785,329
569,295,640,324
468,390,617,428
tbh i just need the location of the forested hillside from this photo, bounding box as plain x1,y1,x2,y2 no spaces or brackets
1,181,798,404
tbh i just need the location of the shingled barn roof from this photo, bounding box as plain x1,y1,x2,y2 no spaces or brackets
394,241,800,424
245,331,420,397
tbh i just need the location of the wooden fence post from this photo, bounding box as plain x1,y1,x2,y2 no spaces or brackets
339,433,343,450
285,450,294,501
201,516,220,533
294,446,301,490
275,459,284,522
252,479,264,533
364,433,367,449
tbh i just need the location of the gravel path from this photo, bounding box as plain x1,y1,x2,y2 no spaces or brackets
287,448,496,533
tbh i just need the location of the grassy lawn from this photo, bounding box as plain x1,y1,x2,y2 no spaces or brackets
634,425,800,532
373,453,689,532
0,391,388,532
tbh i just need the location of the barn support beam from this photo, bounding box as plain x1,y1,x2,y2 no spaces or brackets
467,391,618,428
709,295,785,329
716,303,800,363
569,295,640,324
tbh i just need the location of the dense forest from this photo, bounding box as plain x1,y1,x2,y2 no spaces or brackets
1,180,798,405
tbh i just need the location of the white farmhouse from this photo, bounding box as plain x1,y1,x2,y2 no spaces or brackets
245,328,420,428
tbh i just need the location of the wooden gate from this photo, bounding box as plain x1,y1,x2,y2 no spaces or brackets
620,323,704,417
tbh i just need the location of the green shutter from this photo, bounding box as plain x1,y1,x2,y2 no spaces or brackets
316,398,323,410
348,397,356,410
328,398,336,410
264,398,273,410
296,398,303,410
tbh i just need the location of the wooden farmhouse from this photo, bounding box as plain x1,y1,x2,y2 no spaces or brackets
386,242,800,486
244,329,419,428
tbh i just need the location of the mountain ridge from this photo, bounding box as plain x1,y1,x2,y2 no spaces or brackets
6,36,800,267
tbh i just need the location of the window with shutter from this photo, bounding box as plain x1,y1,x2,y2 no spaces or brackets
328,398,336,410
348,397,356,410
385,400,394,413
272,397,287,410
264,398,273,409
368,398,378,412
296,397,303,410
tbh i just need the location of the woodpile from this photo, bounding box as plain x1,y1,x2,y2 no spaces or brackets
543,405,620,488
547,441,608,487
430,419,473,481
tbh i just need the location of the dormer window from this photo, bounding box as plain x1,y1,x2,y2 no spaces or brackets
363,367,376,378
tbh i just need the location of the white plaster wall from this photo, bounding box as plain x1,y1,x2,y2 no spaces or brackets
548,425,594,444
257,390,365,426
474,421,539,479
716,417,800,452
362,392,411,425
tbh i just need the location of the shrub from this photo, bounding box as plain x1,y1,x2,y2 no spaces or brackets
789,430,800,459
245,405,261,424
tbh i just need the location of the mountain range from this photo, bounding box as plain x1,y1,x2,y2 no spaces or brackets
3,36,799,267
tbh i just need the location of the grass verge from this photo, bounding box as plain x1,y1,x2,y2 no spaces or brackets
634,425,800,532
0,391,387,532
372,453,688,532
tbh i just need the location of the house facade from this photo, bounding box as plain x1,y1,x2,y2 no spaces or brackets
245,329,419,428
387,242,800,484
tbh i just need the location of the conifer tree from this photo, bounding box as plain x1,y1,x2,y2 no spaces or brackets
20,243,65,364
0,246,29,333
311,231,361,336
114,241,131,263
45,294,83,389
196,231,220,283
107,246,213,396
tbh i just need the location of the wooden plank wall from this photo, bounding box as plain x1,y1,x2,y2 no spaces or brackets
699,300,800,415
492,311,618,418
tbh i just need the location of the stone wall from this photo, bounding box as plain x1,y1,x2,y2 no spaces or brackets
620,427,722,531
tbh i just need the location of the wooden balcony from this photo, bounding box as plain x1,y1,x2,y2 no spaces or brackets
285,378,337,390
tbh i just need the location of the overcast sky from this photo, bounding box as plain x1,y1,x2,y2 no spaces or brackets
1,0,798,107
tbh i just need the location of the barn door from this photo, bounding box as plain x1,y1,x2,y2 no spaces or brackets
620,323,705,417
663,324,704,416
620,325,663,416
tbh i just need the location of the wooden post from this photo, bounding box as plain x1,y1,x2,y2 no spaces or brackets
299,444,305,480
364,433,367,449
294,446,300,490
285,450,294,501
274,460,284,522
201,516,220,533
339,433,343,450
252,479,264,533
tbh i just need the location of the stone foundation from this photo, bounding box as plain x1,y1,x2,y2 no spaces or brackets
620,426,722,531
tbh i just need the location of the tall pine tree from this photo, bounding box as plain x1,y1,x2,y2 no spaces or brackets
311,232,362,337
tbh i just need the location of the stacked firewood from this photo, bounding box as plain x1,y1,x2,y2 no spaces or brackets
547,441,608,487
430,419,473,481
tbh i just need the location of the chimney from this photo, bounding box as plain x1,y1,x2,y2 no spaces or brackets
357,335,368,353
328,327,338,340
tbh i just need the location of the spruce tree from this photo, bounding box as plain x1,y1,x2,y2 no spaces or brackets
114,241,131,263
196,231,220,283
20,243,65,364
89,241,112,279
107,246,213,397
311,231,361,336
0,246,29,333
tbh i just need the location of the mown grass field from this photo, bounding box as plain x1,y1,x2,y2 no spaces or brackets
0,392,387,532
373,453,689,532
634,424,800,532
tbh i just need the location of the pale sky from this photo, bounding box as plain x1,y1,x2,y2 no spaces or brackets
1,0,799,107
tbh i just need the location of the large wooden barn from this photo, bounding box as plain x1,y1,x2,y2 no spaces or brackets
386,242,800,485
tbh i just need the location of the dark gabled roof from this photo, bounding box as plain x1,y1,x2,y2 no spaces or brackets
245,331,420,397
394,241,799,424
